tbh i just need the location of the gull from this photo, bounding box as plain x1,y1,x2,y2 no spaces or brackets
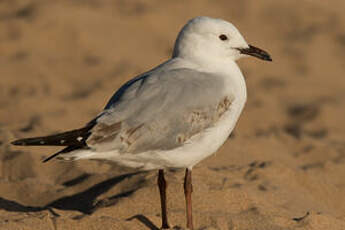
11,16,272,229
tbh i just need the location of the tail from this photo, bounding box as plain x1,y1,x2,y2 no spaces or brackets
42,145,82,163
11,120,97,162
11,122,95,147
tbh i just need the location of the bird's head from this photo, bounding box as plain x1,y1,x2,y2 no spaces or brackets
173,16,272,63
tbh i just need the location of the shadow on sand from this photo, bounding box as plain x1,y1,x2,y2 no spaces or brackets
0,171,168,229
0,172,150,216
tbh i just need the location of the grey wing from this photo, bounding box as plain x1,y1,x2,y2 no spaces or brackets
86,68,233,154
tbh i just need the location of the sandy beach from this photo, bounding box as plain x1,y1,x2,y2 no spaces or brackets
1,0,345,229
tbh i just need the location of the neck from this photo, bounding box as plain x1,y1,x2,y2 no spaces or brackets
180,56,247,103
176,54,241,76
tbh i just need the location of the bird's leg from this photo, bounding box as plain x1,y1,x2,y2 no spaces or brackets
158,169,170,229
184,168,193,230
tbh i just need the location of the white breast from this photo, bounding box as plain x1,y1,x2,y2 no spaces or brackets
152,100,245,169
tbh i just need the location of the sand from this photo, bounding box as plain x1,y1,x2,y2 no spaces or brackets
1,0,345,229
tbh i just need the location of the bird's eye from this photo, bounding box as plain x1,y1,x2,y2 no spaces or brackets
219,34,228,41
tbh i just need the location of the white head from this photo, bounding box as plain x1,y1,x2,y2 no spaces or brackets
173,16,271,63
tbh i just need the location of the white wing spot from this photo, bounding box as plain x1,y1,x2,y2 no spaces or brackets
40,141,45,144
60,140,65,144
77,137,83,142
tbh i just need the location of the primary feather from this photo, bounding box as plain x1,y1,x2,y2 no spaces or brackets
11,121,95,147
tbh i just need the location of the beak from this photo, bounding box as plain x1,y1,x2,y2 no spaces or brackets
237,44,272,61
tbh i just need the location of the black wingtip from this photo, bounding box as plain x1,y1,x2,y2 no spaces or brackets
42,155,54,163
11,139,26,146
42,151,61,163
264,55,273,62
42,145,82,163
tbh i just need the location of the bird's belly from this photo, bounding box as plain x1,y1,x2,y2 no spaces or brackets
157,101,244,169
